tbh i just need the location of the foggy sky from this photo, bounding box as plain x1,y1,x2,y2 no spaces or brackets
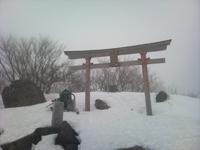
0,0,199,96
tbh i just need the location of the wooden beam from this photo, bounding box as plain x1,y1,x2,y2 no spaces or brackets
71,58,165,70
64,39,171,59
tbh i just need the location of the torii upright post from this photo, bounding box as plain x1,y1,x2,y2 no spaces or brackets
140,53,152,116
85,57,91,111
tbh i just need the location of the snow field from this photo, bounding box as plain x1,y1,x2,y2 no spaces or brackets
0,92,200,150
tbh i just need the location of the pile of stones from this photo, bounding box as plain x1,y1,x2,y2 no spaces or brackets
1,121,80,150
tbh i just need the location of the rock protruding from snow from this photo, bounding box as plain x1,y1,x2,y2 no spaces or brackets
0,122,80,150
1,79,46,108
156,91,168,102
34,127,59,136
0,126,60,150
118,145,146,150
95,99,110,110
55,121,80,150
1,132,41,150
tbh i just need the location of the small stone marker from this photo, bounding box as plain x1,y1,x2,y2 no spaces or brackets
52,101,64,127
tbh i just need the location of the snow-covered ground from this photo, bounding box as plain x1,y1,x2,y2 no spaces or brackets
0,92,200,150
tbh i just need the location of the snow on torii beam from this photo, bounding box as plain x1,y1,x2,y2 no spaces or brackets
64,39,172,116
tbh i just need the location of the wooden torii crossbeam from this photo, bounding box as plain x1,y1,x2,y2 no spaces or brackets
64,39,172,116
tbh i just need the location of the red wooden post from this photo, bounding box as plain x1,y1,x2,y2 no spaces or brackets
85,57,91,111
140,53,153,116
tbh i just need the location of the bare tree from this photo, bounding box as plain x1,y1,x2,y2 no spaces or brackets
183,90,200,98
0,35,73,93
148,72,165,93
91,68,114,92
89,56,164,93
0,66,8,93
0,35,17,81
166,83,179,95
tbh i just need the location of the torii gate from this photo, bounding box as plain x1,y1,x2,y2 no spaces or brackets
64,39,172,116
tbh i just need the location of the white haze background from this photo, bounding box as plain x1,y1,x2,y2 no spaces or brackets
0,0,200,95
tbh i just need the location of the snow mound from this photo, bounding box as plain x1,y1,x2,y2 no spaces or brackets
0,92,200,150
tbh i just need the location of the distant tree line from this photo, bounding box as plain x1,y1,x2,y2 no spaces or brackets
88,57,164,93
0,35,199,98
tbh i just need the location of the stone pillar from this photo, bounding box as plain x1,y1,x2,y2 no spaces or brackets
52,101,64,127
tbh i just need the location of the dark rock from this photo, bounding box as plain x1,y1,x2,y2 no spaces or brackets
56,132,72,147
95,99,110,110
1,126,60,150
55,121,80,149
156,91,168,102
105,85,118,92
34,127,59,136
1,79,46,108
1,122,81,150
118,145,145,150
1,132,41,150
65,144,78,150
